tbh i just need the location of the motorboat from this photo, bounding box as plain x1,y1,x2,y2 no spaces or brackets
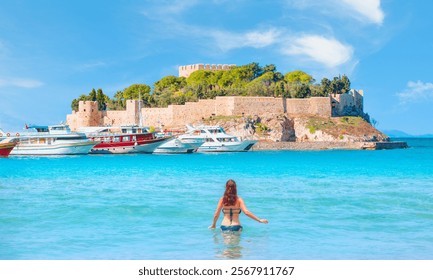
178,125,257,152
81,125,172,154
10,124,97,155
153,135,197,154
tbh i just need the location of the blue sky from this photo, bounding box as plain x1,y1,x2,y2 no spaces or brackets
0,0,432,134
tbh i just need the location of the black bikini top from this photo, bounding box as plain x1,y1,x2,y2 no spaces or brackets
222,207,241,224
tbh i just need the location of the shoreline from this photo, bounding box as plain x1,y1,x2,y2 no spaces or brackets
252,140,409,151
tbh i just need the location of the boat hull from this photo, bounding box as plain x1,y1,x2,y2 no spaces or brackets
0,142,16,157
90,137,171,154
153,139,196,154
197,140,257,152
10,141,96,155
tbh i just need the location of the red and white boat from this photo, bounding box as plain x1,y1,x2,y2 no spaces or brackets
0,139,16,157
81,125,172,154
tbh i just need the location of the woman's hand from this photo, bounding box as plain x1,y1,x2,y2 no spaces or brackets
208,225,216,229
259,219,268,224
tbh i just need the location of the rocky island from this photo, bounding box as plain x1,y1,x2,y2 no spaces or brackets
66,62,407,150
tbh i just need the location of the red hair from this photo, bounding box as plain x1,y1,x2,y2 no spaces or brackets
223,179,238,206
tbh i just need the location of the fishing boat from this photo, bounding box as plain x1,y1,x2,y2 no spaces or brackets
10,124,97,155
82,125,172,154
0,139,16,157
177,125,257,152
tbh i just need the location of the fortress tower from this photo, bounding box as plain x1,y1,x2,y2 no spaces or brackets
331,89,364,117
178,63,236,78
70,101,102,128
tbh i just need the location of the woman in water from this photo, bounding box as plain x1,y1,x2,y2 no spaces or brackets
209,179,268,231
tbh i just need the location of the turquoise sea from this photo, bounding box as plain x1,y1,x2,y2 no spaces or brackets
1,138,433,260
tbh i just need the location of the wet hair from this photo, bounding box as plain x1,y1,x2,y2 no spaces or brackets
223,179,238,206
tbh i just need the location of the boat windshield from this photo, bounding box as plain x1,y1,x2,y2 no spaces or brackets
207,127,225,134
28,126,49,133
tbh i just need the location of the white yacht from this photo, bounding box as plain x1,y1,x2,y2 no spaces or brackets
10,124,97,155
153,137,197,154
177,125,257,152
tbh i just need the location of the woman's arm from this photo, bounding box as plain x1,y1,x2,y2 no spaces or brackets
239,197,268,224
209,198,224,229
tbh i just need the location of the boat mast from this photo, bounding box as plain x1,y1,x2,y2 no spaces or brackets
138,91,143,127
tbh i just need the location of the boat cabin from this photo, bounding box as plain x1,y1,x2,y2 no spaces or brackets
26,124,72,134
120,125,150,134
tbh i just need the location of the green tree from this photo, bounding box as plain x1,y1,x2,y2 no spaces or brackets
341,75,351,94
284,70,315,85
331,77,341,94
310,84,325,97
328,75,351,95
245,62,263,79
110,90,125,109
71,98,79,111
186,71,213,87
89,88,97,101
123,84,151,99
119,84,154,107
154,76,186,95
263,64,276,73
320,78,332,96
70,93,91,111
290,84,311,98
96,88,109,111
274,81,287,97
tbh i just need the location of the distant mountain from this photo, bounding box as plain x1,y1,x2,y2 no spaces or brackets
382,129,433,138
382,130,413,137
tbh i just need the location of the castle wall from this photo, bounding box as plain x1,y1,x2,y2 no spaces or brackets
178,64,236,78
143,107,173,128
66,111,77,130
66,93,362,131
231,96,283,116
274,97,330,116
105,111,128,126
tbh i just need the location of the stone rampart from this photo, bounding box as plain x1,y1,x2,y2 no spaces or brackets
178,63,236,78
66,93,363,131
232,97,283,116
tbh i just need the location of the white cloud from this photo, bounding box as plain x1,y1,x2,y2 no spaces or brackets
0,77,44,88
211,29,281,52
342,0,385,25
397,81,433,104
287,0,385,25
282,35,354,68
141,0,199,19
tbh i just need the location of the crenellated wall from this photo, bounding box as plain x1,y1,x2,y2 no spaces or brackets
66,93,363,131
178,63,236,78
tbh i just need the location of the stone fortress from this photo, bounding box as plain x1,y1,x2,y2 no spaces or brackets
66,63,366,131
66,91,365,131
179,63,236,78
